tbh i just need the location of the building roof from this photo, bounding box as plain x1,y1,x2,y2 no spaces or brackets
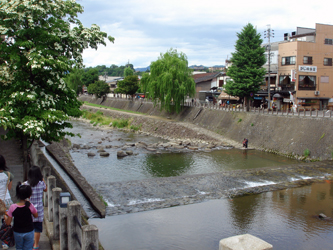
193,72,223,83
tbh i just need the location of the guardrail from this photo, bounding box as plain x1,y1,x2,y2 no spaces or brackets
86,96,333,118
30,141,101,250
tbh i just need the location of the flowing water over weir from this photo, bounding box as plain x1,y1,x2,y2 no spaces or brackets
60,120,333,249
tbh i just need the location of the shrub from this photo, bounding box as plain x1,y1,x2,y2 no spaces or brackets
304,148,310,157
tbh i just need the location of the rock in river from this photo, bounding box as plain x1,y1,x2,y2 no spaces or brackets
100,152,110,157
87,152,96,157
117,150,128,157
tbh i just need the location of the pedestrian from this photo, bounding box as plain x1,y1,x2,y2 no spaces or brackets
24,166,47,250
4,183,38,250
0,155,14,250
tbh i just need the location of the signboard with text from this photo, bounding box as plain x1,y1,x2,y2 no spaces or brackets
299,65,317,72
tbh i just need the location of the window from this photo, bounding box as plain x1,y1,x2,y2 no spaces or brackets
279,75,291,85
281,56,296,65
324,58,332,66
321,76,329,83
325,38,333,45
303,56,312,64
279,75,295,90
298,75,316,90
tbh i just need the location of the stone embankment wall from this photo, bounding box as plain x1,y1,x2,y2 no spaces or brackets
79,96,333,160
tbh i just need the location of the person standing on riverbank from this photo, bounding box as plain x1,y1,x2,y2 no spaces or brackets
24,166,47,250
242,138,248,149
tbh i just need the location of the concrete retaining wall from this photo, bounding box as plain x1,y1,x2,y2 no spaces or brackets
79,96,333,160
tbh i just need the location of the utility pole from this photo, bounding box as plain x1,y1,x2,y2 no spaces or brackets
264,25,274,109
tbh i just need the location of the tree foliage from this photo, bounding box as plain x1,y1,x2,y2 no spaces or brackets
87,80,110,98
141,48,196,113
115,75,139,96
84,63,134,77
124,67,134,77
64,68,84,95
225,23,266,110
82,68,99,87
0,0,114,177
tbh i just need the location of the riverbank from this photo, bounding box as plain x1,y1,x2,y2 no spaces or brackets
79,96,333,160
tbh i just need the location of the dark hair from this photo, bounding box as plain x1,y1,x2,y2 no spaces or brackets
28,165,43,187
16,182,32,207
0,155,8,171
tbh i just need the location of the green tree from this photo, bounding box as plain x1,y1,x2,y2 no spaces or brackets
82,68,99,87
225,23,266,111
64,68,84,95
124,67,134,77
141,48,196,113
115,75,139,98
0,0,114,179
87,80,110,98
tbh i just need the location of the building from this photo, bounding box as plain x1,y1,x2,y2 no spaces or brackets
276,23,333,111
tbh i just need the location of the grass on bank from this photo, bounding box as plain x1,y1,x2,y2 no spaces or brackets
83,101,144,115
81,109,142,131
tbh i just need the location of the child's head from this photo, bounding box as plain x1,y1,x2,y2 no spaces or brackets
28,165,43,187
16,182,32,201
0,155,8,171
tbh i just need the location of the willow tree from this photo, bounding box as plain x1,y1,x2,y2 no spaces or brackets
225,23,266,111
141,48,196,113
0,0,114,179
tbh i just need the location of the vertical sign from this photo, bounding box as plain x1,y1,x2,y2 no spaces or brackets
291,69,296,82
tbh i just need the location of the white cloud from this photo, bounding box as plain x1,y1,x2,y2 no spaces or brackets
79,0,333,68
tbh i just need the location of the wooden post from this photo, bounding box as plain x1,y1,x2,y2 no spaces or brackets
47,176,56,222
43,166,51,207
82,225,99,250
53,187,62,240
60,207,68,250
68,201,82,250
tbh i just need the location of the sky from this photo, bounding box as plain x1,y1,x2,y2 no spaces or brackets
78,0,333,69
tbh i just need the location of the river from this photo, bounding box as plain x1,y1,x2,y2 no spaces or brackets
64,120,333,249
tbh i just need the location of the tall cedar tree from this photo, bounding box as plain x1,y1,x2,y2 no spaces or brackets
141,48,195,113
0,0,114,179
225,23,266,111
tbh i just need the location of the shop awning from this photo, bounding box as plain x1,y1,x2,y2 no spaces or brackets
218,91,239,100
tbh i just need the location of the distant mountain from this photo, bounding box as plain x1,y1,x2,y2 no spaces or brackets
135,66,150,72
189,65,206,69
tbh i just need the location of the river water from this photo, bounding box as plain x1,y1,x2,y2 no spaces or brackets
90,181,333,250
65,120,333,249
66,120,299,184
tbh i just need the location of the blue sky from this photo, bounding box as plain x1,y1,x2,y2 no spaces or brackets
78,0,333,68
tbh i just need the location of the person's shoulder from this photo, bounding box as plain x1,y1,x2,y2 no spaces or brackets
4,171,14,180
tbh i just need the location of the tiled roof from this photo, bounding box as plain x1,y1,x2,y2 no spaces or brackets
193,72,222,83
